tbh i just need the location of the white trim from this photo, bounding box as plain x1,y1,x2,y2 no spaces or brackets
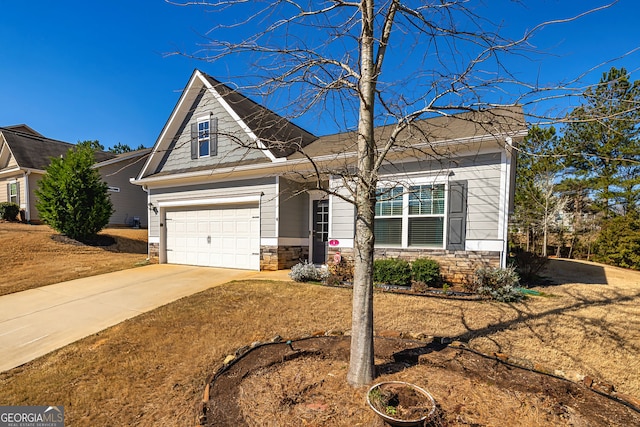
261,238,278,246
274,176,280,240
327,238,354,249
465,239,504,252
157,194,261,208
196,115,212,159
497,138,513,267
149,236,160,244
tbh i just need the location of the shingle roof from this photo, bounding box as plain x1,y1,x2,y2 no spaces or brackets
0,126,115,170
289,106,527,159
200,72,318,157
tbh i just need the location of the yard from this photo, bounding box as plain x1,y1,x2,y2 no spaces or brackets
0,221,639,425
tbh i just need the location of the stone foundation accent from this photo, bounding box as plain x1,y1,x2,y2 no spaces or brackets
149,242,159,259
260,245,309,271
327,247,500,285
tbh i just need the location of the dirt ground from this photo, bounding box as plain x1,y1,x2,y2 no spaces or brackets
0,221,639,426
202,259,640,427
0,221,149,296
207,336,640,426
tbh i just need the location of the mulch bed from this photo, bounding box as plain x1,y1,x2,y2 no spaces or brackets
201,336,640,426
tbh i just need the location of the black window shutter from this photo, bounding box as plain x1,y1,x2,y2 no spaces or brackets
447,180,467,251
210,117,218,156
190,122,198,159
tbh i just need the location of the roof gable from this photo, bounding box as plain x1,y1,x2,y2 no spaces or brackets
0,126,114,171
138,70,317,179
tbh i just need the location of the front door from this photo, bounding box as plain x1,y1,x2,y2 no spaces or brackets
312,199,329,264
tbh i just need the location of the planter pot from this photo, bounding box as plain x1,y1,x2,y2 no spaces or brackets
367,381,436,426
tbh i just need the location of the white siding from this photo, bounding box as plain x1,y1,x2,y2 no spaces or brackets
147,177,277,243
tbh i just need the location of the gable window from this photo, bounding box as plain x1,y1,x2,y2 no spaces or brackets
8,182,18,205
191,117,218,159
374,183,446,248
198,120,210,157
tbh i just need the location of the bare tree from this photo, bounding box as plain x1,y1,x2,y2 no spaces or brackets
168,0,620,386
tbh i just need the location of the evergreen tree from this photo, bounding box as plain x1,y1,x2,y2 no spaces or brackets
108,142,146,154
35,142,113,241
562,67,640,215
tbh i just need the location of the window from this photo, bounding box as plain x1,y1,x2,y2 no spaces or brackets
374,187,403,246
190,117,218,159
374,183,446,248
198,120,210,157
8,182,18,204
408,184,445,247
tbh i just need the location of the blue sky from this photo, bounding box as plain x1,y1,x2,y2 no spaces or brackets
1,1,638,149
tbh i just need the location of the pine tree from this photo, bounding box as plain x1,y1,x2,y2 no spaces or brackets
562,67,640,215
35,142,113,241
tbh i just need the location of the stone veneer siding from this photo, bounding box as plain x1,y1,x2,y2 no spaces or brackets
260,245,309,271
328,248,500,286
149,242,159,259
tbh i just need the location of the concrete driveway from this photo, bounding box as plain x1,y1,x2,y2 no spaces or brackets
0,264,290,373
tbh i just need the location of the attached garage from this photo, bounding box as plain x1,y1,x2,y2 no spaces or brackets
164,204,260,270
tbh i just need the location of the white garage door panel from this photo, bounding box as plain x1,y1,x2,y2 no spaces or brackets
165,205,260,270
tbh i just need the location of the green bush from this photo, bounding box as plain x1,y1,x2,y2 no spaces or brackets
594,213,640,271
373,258,412,286
472,266,523,302
35,142,113,242
0,202,20,221
411,258,441,287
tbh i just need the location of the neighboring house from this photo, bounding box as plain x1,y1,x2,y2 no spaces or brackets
133,70,527,283
95,148,151,227
0,125,150,227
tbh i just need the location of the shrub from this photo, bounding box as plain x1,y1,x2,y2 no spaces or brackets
411,258,441,287
509,248,548,285
472,266,523,302
325,257,354,286
373,258,412,286
0,202,20,221
594,213,640,271
35,142,113,242
289,260,327,282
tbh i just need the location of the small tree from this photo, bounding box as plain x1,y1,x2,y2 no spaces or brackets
35,142,113,241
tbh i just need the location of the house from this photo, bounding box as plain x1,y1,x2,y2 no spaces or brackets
133,70,527,283
95,148,152,227
0,125,150,227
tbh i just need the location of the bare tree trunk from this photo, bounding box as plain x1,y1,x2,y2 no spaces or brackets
347,0,377,387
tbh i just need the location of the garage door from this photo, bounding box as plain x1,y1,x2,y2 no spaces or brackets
165,205,260,270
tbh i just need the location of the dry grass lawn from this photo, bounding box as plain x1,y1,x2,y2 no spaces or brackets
0,221,639,425
0,222,149,296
